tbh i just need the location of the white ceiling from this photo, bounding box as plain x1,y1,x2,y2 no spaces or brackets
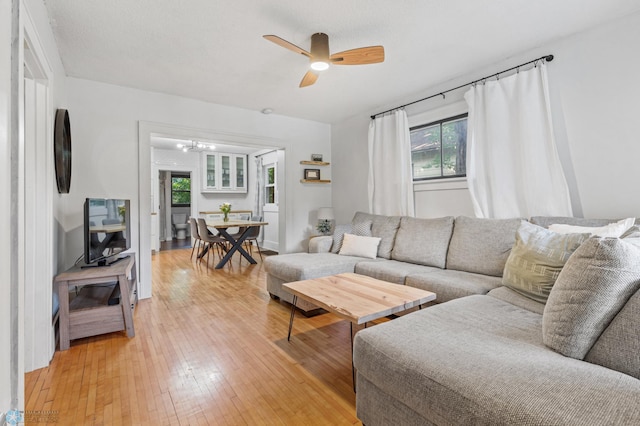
45,0,640,124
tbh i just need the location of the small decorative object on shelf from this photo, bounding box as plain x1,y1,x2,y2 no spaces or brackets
316,207,334,235
304,169,320,180
311,153,323,162
220,202,232,221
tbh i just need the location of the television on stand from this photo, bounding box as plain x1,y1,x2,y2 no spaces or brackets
83,198,131,267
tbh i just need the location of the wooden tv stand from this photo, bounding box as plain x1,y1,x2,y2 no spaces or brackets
54,255,137,350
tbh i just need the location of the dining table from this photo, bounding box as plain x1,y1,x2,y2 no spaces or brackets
203,219,269,269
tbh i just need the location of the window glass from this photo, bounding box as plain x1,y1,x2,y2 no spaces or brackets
171,174,191,206
206,155,215,187
221,155,231,187
265,165,276,205
236,156,244,187
411,114,467,180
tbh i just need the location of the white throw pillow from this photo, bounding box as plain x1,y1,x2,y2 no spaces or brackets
548,218,635,238
338,233,381,259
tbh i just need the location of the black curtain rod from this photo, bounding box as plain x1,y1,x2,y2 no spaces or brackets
370,54,554,119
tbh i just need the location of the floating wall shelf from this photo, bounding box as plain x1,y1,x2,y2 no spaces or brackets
300,160,330,166
300,179,331,184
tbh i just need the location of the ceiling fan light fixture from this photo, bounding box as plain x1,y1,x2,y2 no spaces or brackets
310,61,329,71
310,32,330,71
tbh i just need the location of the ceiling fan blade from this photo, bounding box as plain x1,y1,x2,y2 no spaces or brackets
263,35,311,58
299,70,318,88
330,46,385,65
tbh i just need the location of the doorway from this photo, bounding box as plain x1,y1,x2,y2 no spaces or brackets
258,150,284,253
158,170,192,251
139,122,290,300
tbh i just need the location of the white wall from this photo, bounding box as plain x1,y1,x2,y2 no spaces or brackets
332,12,640,223
64,78,331,298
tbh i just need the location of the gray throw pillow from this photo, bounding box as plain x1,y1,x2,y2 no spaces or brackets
585,290,640,379
542,237,640,359
352,220,373,237
502,221,590,303
352,212,401,259
331,224,352,254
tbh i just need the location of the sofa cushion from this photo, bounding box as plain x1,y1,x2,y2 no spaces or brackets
585,289,640,379
309,235,333,253
405,270,502,303
542,237,640,359
446,216,522,276
352,212,401,259
355,259,439,285
487,286,545,314
331,224,352,253
353,295,640,425
502,221,590,303
264,253,363,282
339,234,381,259
391,216,454,268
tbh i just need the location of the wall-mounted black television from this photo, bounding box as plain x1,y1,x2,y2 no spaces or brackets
83,198,131,266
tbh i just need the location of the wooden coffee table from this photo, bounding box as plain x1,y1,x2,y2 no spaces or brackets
283,273,436,390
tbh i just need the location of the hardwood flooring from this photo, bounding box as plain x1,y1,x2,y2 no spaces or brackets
26,249,361,425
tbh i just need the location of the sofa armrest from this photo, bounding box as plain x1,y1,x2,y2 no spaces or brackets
309,236,333,253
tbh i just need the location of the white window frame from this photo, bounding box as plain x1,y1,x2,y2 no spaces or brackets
264,163,277,207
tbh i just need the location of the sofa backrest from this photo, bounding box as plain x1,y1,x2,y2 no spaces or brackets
352,212,401,259
530,216,639,228
446,216,523,277
391,216,454,268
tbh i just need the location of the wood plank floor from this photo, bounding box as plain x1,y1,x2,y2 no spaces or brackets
26,249,362,425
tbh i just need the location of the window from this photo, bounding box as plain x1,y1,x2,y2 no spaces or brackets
171,173,191,206
265,164,276,205
411,114,467,180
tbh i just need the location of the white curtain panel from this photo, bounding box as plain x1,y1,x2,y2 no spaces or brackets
464,63,573,218
368,110,415,216
254,156,263,219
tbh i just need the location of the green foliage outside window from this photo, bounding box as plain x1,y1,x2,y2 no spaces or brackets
410,114,467,180
171,176,191,206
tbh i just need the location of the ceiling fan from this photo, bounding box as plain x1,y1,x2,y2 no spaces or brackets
263,33,384,87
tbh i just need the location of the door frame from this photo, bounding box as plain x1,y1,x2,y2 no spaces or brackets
21,0,55,373
153,165,197,248
138,122,289,299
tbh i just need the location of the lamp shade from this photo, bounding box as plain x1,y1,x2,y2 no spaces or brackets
317,207,334,221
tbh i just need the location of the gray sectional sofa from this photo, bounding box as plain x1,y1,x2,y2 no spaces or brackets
264,212,640,425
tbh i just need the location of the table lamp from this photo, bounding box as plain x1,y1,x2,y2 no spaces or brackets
316,207,334,235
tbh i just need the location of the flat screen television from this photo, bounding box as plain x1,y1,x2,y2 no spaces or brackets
83,198,131,266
